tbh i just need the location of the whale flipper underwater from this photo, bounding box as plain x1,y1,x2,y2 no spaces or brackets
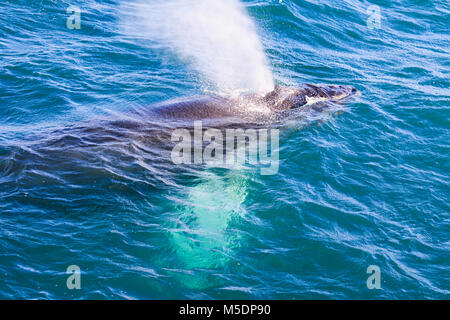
148,84,358,125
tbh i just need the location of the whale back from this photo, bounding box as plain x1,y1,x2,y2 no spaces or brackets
147,84,358,124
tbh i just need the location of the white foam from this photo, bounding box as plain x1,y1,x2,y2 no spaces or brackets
121,0,274,95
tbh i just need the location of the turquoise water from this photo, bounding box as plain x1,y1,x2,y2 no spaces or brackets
0,0,449,299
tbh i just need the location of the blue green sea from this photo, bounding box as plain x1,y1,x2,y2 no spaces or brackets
0,0,449,299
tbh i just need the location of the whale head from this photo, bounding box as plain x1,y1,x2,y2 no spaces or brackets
264,84,358,112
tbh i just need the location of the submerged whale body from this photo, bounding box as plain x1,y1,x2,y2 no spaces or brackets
9,83,359,189
149,84,358,125
29,83,358,158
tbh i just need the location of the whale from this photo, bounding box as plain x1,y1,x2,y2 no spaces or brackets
147,84,358,125
21,83,358,164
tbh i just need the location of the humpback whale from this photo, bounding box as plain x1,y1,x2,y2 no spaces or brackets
149,84,358,125
32,83,358,158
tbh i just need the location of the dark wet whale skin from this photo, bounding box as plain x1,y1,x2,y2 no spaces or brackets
149,84,358,123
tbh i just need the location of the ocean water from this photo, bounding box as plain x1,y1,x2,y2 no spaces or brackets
0,0,449,299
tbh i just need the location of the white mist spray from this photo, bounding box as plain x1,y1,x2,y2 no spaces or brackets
122,0,274,95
